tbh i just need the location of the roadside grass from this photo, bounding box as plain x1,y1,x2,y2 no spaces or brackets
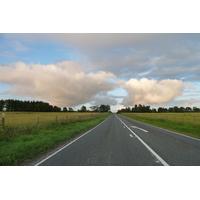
0,113,110,166
120,113,200,139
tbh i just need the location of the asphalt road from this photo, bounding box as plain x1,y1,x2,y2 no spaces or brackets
36,114,200,166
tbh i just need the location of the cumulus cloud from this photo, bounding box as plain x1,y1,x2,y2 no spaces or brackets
0,61,116,107
121,78,185,106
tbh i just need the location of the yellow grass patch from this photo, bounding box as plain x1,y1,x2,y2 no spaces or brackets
123,113,200,123
0,112,102,127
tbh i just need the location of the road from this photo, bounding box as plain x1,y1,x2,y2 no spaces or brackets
36,114,200,166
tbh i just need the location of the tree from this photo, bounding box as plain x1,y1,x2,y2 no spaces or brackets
62,107,68,112
174,106,180,112
168,107,174,112
193,107,200,112
179,107,185,112
78,106,87,112
0,100,5,111
185,107,192,112
90,106,99,112
158,107,167,113
68,107,74,112
53,106,61,112
99,105,110,112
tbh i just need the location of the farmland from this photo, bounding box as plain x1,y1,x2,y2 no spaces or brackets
0,111,103,127
123,112,200,123
0,112,110,165
121,113,200,139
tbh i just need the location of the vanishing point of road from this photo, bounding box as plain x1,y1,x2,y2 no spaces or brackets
35,114,200,166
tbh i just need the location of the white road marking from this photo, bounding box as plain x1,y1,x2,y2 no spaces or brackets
121,114,200,142
129,134,133,137
130,126,148,132
35,115,112,166
116,115,169,166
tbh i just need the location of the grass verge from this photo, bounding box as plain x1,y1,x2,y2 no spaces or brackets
121,114,200,139
0,114,110,166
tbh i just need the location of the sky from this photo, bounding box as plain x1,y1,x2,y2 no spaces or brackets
1,1,200,197
0,33,200,112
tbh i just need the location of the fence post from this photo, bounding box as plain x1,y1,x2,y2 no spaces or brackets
193,116,196,123
2,118,5,131
1,113,5,132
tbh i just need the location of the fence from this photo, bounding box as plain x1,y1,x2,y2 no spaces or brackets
0,114,5,131
124,113,200,124
0,112,101,128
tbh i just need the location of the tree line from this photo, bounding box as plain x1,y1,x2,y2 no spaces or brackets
0,99,61,112
0,99,111,112
117,104,200,113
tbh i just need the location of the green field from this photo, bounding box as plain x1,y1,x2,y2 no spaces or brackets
121,113,200,139
0,112,110,165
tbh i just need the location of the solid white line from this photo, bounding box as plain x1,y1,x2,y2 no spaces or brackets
140,121,200,142
130,126,148,132
116,115,169,166
35,115,111,166
121,115,200,142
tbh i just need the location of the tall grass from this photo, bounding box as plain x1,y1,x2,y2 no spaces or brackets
0,112,103,126
0,113,110,166
121,113,200,139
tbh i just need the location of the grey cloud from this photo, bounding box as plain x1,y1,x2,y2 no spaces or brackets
91,96,118,106
3,33,200,82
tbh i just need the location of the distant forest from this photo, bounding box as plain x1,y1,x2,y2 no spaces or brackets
0,99,111,112
117,104,200,113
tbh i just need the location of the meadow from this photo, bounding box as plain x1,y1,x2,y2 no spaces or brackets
0,112,110,165
121,113,200,139
123,113,200,123
0,112,103,127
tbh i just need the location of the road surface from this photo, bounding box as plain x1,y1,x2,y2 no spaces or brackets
36,114,200,166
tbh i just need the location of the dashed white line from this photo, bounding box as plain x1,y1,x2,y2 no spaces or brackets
129,134,133,137
116,115,169,166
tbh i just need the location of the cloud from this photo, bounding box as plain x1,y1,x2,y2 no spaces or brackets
3,33,162,50
0,51,16,58
91,96,118,106
0,61,116,107
3,33,200,81
177,98,198,106
11,40,29,52
121,78,185,106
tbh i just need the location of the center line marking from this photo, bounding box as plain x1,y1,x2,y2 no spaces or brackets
116,115,169,166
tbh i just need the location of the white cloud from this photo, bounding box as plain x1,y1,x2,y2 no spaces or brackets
121,78,185,106
177,98,198,106
0,61,116,107
11,40,29,51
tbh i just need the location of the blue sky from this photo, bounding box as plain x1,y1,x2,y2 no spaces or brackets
0,33,200,112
